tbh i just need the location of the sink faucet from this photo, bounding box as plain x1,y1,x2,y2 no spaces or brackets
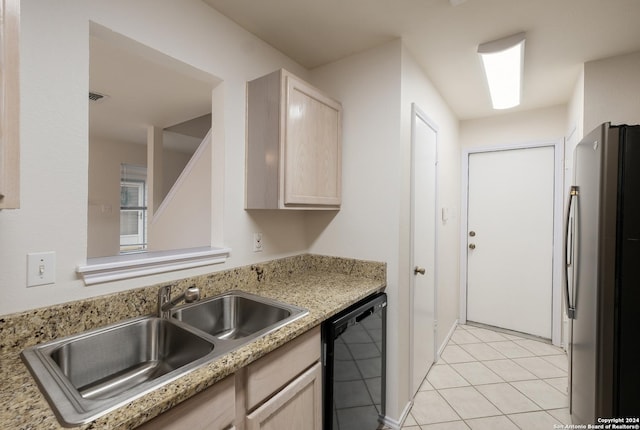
158,285,201,318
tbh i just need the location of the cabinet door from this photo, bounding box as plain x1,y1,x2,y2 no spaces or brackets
246,362,322,430
283,74,341,207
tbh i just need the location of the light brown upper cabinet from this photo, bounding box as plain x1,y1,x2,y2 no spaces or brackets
0,0,20,209
246,69,342,210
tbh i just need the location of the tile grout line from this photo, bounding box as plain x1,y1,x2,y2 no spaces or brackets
404,324,568,429
446,331,528,420
430,343,509,425
486,345,568,415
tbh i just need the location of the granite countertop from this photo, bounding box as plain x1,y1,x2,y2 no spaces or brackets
0,254,385,429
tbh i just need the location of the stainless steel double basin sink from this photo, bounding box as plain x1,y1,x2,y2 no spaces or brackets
21,290,308,427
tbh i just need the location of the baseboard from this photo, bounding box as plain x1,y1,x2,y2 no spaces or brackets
380,401,413,430
438,318,459,358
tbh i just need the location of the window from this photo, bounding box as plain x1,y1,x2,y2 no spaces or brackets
120,164,147,253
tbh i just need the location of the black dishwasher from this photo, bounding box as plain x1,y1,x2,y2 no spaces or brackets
322,292,387,430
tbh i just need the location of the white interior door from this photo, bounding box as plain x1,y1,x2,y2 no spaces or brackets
466,146,555,338
410,105,437,396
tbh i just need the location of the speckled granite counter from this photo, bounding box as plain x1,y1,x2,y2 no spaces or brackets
0,254,385,429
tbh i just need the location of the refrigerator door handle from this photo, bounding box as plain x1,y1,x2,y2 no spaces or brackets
564,186,578,319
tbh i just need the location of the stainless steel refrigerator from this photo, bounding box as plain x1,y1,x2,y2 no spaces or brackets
565,123,640,424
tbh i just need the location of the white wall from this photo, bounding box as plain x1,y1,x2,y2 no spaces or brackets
565,51,640,177
148,139,211,251
565,67,585,217
567,66,585,146
0,0,312,315
161,141,193,202
565,50,640,196
307,40,462,423
308,39,404,420
584,50,640,135
460,105,567,150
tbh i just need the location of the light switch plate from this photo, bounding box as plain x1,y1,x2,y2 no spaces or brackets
441,207,449,223
253,233,263,252
27,251,56,287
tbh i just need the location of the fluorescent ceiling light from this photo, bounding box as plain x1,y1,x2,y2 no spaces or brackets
478,32,525,110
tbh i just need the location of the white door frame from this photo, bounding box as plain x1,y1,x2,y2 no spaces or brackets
409,103,439,398
459,139,565,346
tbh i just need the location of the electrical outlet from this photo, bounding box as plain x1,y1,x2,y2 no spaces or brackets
253,233,263,252
27,251,56,287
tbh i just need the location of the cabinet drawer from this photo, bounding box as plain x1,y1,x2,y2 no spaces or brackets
245,326,320,410
136,375,235,430
246,362,322,430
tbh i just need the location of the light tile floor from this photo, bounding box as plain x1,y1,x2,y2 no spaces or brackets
402,324,570,430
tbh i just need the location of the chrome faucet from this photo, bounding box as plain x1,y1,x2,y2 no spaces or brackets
158,285,201,318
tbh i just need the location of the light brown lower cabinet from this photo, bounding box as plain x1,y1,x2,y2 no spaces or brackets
245,362,322,430
244,326,321,411
135,327,321,430
136,374,235,430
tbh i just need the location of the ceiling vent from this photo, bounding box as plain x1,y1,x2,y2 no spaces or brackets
88,91,109,103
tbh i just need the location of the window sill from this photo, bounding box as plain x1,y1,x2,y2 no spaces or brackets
77,246,231,286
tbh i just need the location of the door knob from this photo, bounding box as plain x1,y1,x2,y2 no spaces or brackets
468,243,476,250
414,266,426,275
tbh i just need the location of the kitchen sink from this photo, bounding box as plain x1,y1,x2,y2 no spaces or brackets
21,317,222,426
171,290,308,342
21,291,308,427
